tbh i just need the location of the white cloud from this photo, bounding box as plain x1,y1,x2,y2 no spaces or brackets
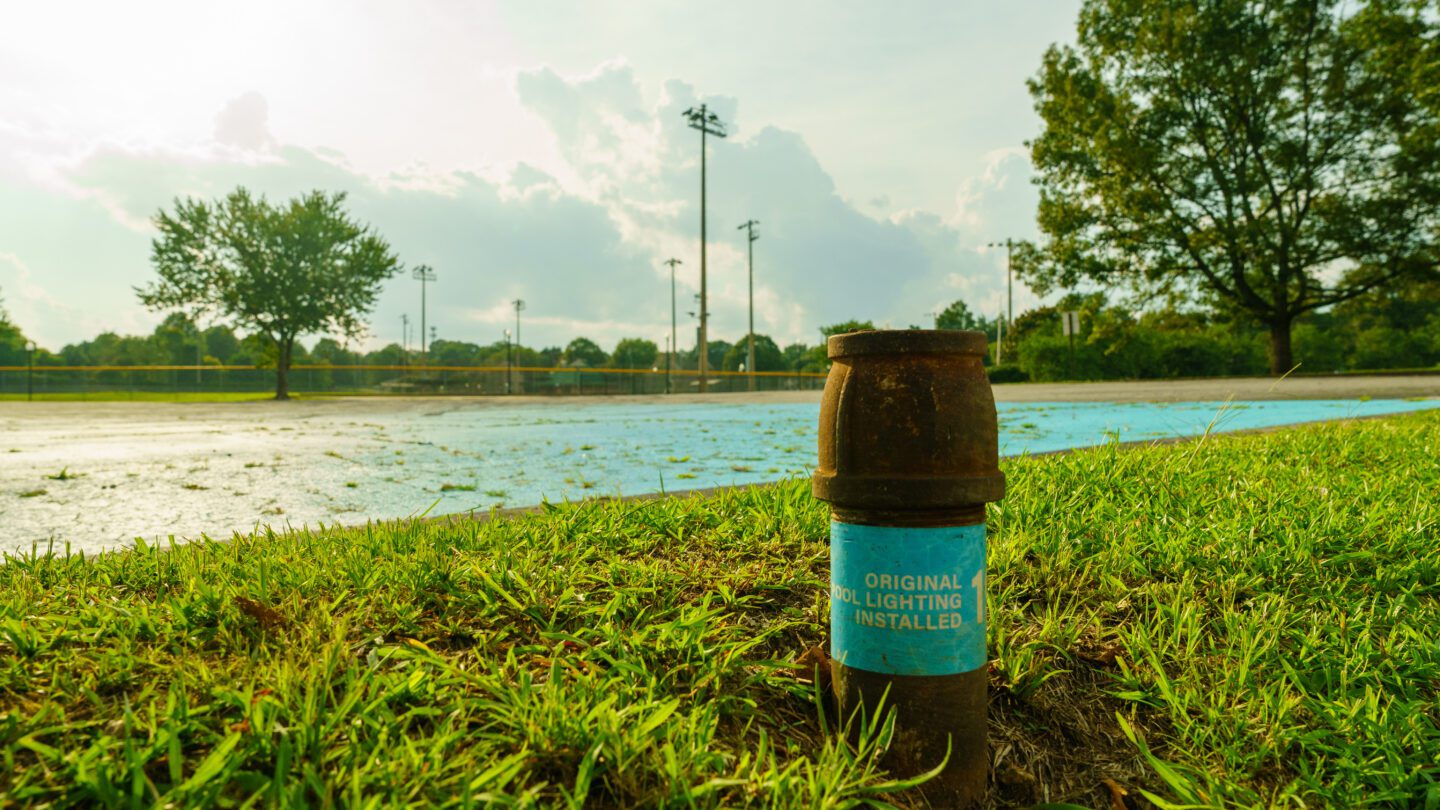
0,252,110,349
213,92,277,152
1,60,1056,353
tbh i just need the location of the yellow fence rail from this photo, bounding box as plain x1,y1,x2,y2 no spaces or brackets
0,363,827,399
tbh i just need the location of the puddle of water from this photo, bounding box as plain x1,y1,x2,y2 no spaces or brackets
3,397,1435,555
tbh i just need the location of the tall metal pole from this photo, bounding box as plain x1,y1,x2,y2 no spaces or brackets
413,265,436,365
664,258,682,395
512,299,525,349
401,314,409,366
684,105,727,394
997,309,1004,366
737,220,759,390
987,240,1014,364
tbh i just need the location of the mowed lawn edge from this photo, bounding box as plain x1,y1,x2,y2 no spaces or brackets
2,410,1437,808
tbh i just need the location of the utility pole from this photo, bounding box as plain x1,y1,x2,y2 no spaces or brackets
504,329,513,394
688,293,706,384
986,240,1015,364
412,265,436,365
737,219,759,391
664,258,682,394
401,313,409,366
512,299,525,349
683,104,727,394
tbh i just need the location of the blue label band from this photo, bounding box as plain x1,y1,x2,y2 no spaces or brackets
830,521,986,677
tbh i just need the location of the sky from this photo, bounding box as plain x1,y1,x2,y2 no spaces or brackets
0,0,1081,353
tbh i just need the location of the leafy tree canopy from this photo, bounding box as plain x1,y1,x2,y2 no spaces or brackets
935,300,983,332
781,343,812,369
1027,0,1440,373
430,339,483,367
610,338,659,369
137,187,401,397
721,334,785,372
562,337,608,367
0,291,39,365
820,320,875,338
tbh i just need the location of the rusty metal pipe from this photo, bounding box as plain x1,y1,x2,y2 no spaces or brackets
812,329,1004,807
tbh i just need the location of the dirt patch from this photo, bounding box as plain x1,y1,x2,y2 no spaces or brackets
987,663,1160,808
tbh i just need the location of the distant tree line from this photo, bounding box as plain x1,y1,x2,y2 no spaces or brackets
8,282,1436,383
4,315,858,376
989,281,1440,382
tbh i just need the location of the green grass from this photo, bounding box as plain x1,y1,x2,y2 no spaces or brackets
2,411,1438,807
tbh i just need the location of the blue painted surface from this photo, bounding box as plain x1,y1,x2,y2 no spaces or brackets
9,395,1436,552
831,521,987,676
371,397,1439,517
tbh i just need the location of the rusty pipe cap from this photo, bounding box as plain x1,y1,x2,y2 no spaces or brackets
812,329,1005,510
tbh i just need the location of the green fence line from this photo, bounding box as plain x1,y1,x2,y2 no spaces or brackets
0,364,827,399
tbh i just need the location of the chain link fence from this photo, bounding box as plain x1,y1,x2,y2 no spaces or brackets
0,364,827,399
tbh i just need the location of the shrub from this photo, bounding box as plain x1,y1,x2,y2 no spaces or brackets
1016,335,1106,381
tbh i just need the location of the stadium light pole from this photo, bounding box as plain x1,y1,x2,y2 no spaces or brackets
737,219,759,391
664,258,682,394
512,299,525,349
688,293,708,385
504,329,513,395
412,265,436,365
401,313,410,367
683,104,727,394
986,240,1015,364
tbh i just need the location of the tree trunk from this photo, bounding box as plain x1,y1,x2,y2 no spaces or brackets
275,338,292,400
1268,318,1294,376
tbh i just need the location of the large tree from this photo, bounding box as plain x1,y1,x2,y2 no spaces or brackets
1027,0,1440,373
138,188,400,398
